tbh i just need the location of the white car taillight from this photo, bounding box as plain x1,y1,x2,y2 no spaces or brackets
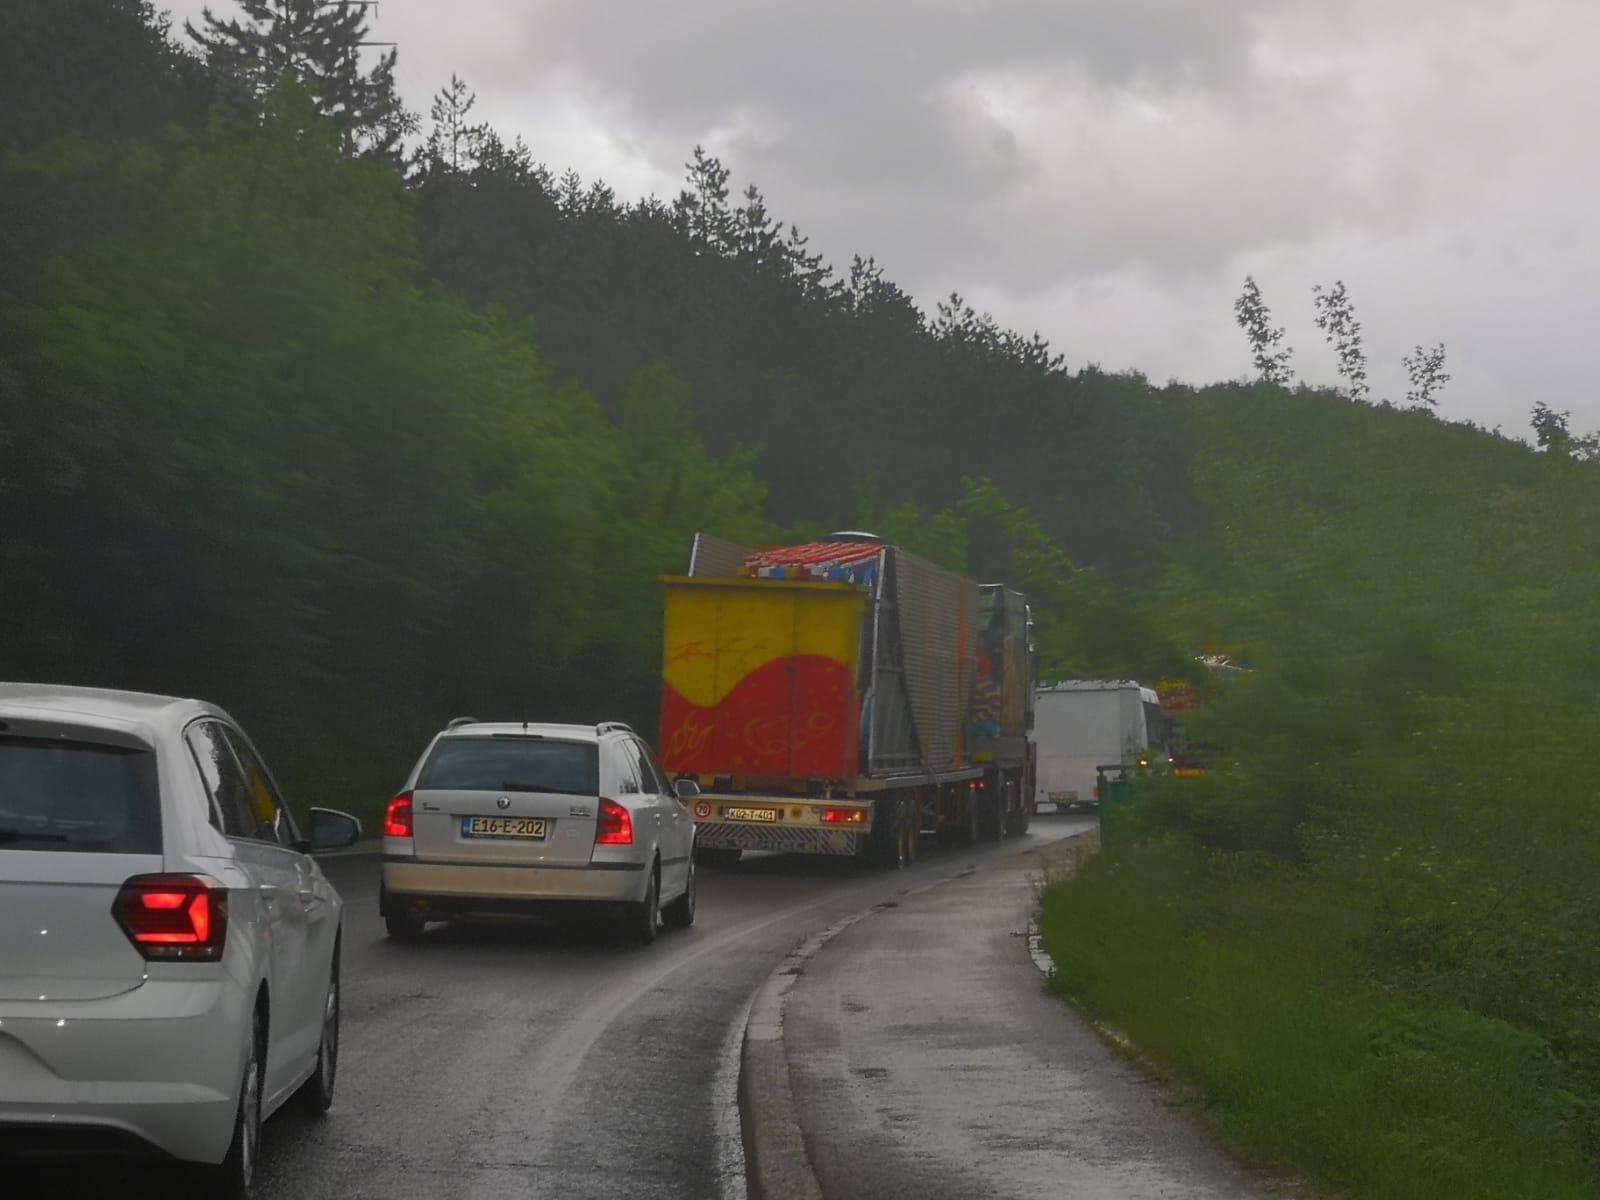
384,792,414,839
594,797,633,845
112,874,229,962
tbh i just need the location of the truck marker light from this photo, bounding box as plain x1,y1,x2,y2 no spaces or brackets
820,808,867,825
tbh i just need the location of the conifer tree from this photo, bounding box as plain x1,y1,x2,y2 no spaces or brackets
673,146,735,253
422,74,484,175
187,0,413,158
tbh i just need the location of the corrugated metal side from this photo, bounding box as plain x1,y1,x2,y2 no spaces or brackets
997,587,1032,738
865,557,919,774
890,548,978,774
972,584,1033,770
687,532,757,578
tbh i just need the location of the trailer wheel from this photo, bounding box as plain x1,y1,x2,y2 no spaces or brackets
1003,775,1029,836
978,778,1002,842
960,788,980,847
869,795,910,868
898,802,917,867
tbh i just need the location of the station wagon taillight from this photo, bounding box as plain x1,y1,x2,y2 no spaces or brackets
595,798,633,845
384,793,414,839
112,874,228,962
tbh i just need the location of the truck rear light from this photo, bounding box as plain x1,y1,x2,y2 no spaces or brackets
112,874,228,962
384,793,414,838
595,798,633,845
820,807,867,825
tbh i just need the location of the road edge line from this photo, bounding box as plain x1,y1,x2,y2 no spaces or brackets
739,907,874,1200
736,830,1094,1198
737,865,979,1200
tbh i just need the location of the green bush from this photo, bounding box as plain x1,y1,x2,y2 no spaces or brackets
1041,842,1597,1199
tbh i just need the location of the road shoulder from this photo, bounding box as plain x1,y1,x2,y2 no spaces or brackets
748,832,1275,1200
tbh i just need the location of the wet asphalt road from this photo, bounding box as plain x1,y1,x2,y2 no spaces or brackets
15,813,1093,1200
783,841,1270,1200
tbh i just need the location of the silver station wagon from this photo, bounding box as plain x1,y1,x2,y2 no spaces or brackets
380,720,697,944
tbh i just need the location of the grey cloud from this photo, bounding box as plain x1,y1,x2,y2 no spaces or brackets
161,0,1600,430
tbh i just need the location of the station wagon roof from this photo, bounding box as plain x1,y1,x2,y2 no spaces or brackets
441,722,608,741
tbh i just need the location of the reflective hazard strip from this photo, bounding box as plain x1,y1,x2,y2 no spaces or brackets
696,821,863,857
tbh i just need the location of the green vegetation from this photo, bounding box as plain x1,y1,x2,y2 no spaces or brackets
1043,387,1600,1197
1041,841,1596,1200
3,9,1597,1194
1,3,775,814
0,2,1161,819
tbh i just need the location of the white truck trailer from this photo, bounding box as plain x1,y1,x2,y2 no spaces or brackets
1033,681,1166,811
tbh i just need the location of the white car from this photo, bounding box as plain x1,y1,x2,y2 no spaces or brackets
0,684,361,1195
381,720,696,944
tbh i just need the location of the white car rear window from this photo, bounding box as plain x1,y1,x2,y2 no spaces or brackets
418,737,598,797
0,735,161,853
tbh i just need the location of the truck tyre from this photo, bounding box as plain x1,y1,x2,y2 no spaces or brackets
978,787,1002,842
1003,776,1029,836
869,796,908,868
960,790,980,847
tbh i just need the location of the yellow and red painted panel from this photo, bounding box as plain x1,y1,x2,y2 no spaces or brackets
659,577,866,781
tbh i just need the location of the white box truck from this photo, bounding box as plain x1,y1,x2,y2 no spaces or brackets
1033,681,1166,811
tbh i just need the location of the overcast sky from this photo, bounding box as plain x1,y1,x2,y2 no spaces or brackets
162,1,1599,438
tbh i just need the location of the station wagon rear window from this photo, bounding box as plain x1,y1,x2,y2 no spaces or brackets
417,737,598,797
0,735,161,853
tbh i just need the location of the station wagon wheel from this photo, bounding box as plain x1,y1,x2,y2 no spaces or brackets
384,903,426,942
630,863,661,945
664,855,696,928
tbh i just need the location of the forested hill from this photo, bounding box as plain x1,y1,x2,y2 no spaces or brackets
2,3,1586,804
410,106,1205,583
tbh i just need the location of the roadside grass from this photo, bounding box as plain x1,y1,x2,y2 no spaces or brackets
1039,838,1597,1200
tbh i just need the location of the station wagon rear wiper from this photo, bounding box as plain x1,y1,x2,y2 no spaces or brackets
0,827,70,843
